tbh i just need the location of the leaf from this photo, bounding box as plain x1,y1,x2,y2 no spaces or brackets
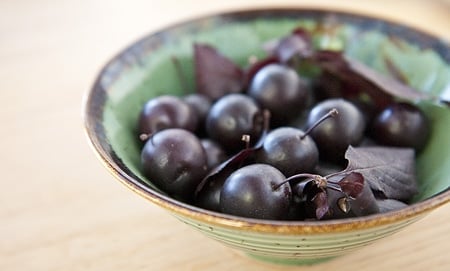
194,43,244,100
312,191,329,219
344,146,418,200
383,55,408,84
270,27,313,63
311,50,438,107
194,111,271,198
345,56,432,102
376,199,408,213
195,170,229,212
312,50,395,108
338,172,364,198
194,147,255,198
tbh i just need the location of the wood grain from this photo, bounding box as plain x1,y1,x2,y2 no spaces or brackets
1,0,449,270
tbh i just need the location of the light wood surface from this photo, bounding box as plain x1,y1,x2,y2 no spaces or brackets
1,0,449,270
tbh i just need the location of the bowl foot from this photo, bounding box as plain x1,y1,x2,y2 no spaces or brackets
246,252,336,265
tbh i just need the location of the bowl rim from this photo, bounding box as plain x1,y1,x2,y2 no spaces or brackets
83,7,450,234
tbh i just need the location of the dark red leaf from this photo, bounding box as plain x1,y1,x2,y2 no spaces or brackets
312,191,329,219
194,43,244,100
345,56,431,102
311,50,437,108
338,172,364,198
273,30,313,63
344,146,418,200
292,27,313,41
376,199,408,213
194,111,271,199
194,147,255,198
324,183,379,219
312,50,393,108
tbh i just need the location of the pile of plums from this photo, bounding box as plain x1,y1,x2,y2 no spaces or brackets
136,30,430,221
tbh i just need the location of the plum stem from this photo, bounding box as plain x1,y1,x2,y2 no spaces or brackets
241,134,251,149
273,173,324,190
301,108,338,140
139,133,154,145
326,182,343,193
139,133,150,141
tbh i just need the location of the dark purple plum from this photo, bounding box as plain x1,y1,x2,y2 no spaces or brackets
248,64,309,126
138,95,198,136
255,127,319,177
200,138,227,170
206,93,264,152
306,98,366,163
370,102,430,151
183,93,212,135
220,164,291,220
141,128,208,201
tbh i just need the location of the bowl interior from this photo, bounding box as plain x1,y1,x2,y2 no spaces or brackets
89,9,450,218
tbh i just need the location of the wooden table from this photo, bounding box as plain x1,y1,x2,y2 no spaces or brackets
1,0,449,270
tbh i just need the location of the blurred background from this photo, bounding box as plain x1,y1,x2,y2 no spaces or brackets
1,1,449,270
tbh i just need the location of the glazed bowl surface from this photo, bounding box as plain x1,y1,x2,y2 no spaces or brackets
83,8,450,265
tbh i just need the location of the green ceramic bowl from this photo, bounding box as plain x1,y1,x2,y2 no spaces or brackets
83,8,450,265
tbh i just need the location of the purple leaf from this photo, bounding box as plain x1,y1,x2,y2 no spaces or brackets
338,172,364,198
324,185,379,219
194,112,271,199
194,147,255,198
345,56,431,102
312,191,329,219
344,146,418,200
311,50,436,107
376,199,409,213
271,27,313,63
312,50,393,107
345,180,380,216
194,43,244,100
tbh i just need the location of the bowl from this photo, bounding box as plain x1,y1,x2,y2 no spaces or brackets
83,8,450,265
